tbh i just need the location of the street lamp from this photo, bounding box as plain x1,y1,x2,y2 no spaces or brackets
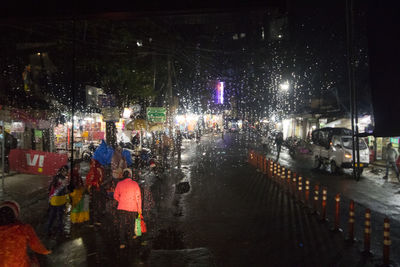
279,81,290,91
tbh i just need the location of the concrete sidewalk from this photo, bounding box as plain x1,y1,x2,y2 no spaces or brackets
0,172,51,223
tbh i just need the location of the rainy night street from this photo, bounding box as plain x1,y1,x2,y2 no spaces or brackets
3,131,395,266
2,2,400,267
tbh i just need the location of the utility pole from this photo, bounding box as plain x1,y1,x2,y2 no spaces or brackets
1,120,5,197
346,0,360,180
70,18,76,178
167,56,173,134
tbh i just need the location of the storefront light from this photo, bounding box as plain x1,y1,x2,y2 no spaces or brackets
122,108,132,119
187,114,199,122
175,115,185,124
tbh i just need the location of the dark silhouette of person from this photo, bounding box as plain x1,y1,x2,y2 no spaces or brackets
275,132,284,161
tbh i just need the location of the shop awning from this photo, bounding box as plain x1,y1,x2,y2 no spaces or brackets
148,123,165,132
126,119,147,131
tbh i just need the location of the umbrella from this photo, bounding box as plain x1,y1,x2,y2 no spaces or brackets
126,119,147,131
148,123,165,132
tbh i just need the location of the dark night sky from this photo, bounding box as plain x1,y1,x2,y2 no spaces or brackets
1,0,399,136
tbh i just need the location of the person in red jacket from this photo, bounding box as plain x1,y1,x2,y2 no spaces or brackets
86,159,104,226
0,200,51,267
113,168,142,249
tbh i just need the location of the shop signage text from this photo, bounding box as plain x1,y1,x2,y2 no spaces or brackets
147,107,166,123
9,149,68,176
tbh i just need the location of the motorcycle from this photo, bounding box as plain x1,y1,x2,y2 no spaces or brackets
81,143,98,162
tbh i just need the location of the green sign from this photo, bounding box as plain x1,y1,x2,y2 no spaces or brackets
34,130,43,138
147,107,166,123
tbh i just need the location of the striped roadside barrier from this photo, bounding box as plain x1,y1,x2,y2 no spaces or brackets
305,179,310,208
298,176,303,204
331,193,342,232
383,217,391,266
346,200,356,242
320,187,328,222
362,208,373,256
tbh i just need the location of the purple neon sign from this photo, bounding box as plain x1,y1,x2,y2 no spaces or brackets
216,81,224,104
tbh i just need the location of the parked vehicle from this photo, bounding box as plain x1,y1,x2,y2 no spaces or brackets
228,120,240,132
81,143,98,162
311,127,369,174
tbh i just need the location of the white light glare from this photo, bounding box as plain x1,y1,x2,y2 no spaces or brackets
279,81,290,91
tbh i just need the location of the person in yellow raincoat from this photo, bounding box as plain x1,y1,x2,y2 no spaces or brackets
69,162,89,224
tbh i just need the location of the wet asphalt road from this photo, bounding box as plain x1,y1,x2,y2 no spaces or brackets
33,131,400,266
246,131,400,266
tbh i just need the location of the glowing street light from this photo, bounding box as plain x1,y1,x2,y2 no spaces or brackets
279,81,290,91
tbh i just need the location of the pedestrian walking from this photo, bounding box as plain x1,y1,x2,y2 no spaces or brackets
69,162,89,224
383,143,399,181
46,165,69,236
162,133,172,168
0,200,51,267
0,127,18,173
275,132,284,161
86,159,104,226
175,129,183,164
111,146,127,179
113,168,142,249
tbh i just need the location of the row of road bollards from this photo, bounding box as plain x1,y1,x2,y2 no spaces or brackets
248,150,392,266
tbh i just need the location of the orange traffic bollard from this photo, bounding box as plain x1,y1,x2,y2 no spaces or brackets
292,175,297,198
256,152,259,168
285,171,290,193
362,208,372,256
383,218,391,266
305,179,310,207
263,156,267,174
281,167,286,188
298,176,303,203
320,187,328,222
252,151,256,166
346,200,356,242
269,160,273,178
313,184,320,215
277,168,281,184
331,193,342,232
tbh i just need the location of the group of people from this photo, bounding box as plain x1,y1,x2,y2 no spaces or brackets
0,157,143,266
0,131,188,265
46,153,144,249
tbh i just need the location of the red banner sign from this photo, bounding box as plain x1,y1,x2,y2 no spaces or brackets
9,149,68,177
